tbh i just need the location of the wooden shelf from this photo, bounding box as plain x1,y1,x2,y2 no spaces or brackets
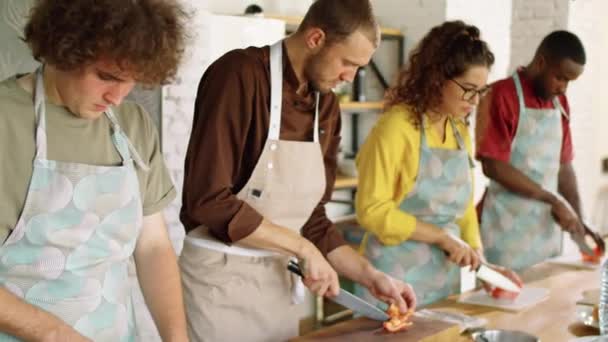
334,174,357,190
265,14,404,38
339,101,383,112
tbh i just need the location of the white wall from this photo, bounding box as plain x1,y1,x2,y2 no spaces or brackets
509,0,569,72
202,0,312,16
568,0,608,231
446,0,512,82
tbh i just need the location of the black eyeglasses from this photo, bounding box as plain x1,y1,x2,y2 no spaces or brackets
450,79,490,101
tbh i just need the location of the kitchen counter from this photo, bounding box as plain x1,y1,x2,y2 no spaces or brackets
430,262,601,341
295,261,602,341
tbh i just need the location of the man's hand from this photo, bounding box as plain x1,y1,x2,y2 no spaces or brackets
551,198,585,235
583,223,606,254
365,269,416,314
299,241,340,297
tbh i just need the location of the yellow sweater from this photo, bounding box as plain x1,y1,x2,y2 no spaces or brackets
355,104,482,248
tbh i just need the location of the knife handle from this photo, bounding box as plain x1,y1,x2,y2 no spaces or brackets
583,221,606,253
287,261,304,278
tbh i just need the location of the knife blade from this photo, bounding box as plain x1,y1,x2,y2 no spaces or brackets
583,221,606,254
331,288,390,321
572,231,594,255
476,263,521,293
553,193,605,255
287,260,389,321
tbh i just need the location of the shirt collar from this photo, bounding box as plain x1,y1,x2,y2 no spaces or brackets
282,42,312,96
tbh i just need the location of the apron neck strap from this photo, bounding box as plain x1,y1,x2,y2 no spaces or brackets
449,118,475,168
33,66,48,160
104,109,150,172
268,41,320,143
512,71,526,112
449,117,465,150
313,92,320,142
552,97,569,120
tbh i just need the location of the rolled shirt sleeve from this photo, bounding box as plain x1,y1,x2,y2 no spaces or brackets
180,51,264,243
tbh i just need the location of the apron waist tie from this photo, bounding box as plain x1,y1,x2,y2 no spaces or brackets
186,232,306,304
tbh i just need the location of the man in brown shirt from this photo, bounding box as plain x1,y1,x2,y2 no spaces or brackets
179,1,416,341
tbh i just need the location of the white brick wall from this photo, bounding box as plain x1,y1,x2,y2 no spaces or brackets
509,0,569,72
203,0,312,16
568,0,608,233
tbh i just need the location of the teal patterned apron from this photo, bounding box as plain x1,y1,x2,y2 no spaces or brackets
356,117,474,307
480,72,564,271
0,67,148,341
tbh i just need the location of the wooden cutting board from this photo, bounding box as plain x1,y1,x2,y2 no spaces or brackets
291,316,461,342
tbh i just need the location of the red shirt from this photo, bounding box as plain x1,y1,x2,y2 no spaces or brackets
476,68,573,164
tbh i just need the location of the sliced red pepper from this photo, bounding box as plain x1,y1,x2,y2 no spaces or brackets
581,246,603,264
383,319,413,333
383,304,414,333
490,287,520,300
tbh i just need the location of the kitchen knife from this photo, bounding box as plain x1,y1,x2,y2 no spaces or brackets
476,263,521,293
287,261,389,321
554,193,605,255
572,231,595,256
582,221,606,254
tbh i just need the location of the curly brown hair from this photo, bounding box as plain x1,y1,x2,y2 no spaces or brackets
385,20,494,126
23,0,189,86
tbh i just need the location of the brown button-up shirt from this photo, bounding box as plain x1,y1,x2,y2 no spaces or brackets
180,44,346,256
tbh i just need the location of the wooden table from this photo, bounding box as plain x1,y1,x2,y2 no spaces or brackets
297,262,602,341
429,262,600,341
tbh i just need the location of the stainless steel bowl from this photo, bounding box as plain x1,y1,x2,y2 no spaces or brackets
471,329,539,342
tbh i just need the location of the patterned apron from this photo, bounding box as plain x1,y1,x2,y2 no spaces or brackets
0,67,148,341
356,118,474,307
179,40,327,342
480,72,565,271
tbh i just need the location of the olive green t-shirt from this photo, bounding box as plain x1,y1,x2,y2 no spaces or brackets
0,75,176,243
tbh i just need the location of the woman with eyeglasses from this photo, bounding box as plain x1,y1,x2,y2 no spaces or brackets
354,21,522,306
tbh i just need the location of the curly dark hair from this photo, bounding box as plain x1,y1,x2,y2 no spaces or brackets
385,20,494,126
23,0,189,86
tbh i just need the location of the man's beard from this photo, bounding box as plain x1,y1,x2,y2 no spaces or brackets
532,75,551,100
304,55,333,94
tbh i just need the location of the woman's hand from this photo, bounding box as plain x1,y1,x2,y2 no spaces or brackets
436,231,480,269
